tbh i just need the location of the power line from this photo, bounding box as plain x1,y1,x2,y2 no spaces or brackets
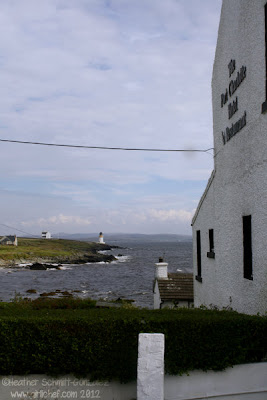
0,138,214,154
0,223,38,238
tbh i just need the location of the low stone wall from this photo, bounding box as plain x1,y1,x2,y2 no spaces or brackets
1,362,266,400
1,335,266,400
165,362,267,400
0,376,136,400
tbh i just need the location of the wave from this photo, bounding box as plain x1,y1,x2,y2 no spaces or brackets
111,255,131,264
18,263,32,267
58,265,73,270
133,291,150,295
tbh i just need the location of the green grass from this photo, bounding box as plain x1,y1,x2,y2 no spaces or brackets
0,238,109,261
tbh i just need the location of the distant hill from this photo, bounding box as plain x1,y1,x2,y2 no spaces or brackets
54,232,192,243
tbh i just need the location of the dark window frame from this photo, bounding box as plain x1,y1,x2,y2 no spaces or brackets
262,3,267,113
207,229,215,259
195,230,202,282
243,215,253,280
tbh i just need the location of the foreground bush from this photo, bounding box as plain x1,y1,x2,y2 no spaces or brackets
0,302,266,382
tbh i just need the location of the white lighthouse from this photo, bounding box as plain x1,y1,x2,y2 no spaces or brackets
98,232,105,244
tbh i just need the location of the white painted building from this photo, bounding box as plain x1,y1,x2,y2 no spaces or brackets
192,0,267,315
153,258,193,309
0,235,18,246
41,231,52,239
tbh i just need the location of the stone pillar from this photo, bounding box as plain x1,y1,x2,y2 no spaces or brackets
137,333,165,400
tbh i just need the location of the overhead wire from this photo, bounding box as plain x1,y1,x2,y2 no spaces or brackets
0,223,38,238
0,138,214,155
0,139,214,235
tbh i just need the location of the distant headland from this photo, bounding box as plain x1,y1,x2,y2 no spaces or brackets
0,238,119,267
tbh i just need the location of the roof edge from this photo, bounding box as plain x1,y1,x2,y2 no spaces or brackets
191,169,216,226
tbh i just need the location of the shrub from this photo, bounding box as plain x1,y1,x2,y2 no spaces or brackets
0,306,266,382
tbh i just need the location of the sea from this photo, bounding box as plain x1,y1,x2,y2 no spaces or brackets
0,237,193,309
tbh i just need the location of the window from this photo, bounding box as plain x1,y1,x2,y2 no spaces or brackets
243,215,253,280
207,229,215,259
262,3,267,113
195,230,202,282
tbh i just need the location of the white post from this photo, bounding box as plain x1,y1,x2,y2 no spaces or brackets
137,333,165,400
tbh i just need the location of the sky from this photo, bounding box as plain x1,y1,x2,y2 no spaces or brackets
0,0,222,236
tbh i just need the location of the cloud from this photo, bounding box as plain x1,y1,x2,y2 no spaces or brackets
19,205,196,235
0,0,222,234
22,214,93,227
148,209,195,222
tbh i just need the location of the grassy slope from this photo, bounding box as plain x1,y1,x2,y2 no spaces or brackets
0,238,111,263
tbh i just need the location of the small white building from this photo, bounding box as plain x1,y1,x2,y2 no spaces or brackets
0,235,18,246
98,232,105,244
153,258,193,309
41,231,52,239
192,0,267,315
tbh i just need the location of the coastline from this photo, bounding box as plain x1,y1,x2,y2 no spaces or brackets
0,253,117,268
0,239,119,268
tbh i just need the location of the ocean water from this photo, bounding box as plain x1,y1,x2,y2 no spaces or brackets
0,240,193,308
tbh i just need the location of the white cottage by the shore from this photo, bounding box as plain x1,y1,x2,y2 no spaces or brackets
153,258,193,309
41,231,52,239
192,0,267,315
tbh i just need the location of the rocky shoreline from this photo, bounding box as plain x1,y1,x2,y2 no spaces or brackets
0,244,120,268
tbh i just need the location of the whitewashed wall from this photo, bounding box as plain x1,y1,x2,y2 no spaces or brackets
192,172,216,308
192,0,267,315
1,363,266,400
154,280,161,309
165,362,267,400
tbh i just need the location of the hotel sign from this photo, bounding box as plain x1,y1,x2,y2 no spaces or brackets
221,59,247,145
